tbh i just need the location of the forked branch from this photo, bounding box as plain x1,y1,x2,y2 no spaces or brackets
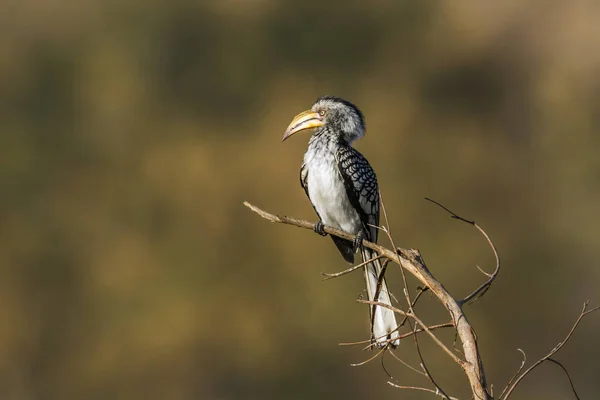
500,301,600,399
244,201,492,400
244,200,599,400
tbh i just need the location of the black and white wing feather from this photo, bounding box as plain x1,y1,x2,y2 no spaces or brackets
335,146,380,243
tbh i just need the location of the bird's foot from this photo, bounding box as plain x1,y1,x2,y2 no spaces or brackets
352,231,365,253
314,221,327,236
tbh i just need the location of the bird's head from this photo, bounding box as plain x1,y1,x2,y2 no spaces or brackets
282,96,365,144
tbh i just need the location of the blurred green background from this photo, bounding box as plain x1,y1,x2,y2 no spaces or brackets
2,1,599,399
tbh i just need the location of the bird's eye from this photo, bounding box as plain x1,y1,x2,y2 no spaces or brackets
318,110,326,117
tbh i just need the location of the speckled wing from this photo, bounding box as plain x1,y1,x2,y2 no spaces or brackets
335,146,380,244
300,162,309,198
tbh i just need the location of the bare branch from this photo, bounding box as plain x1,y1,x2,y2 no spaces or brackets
350,345,387,367
321,254,385,280
424,197,475,225
497,349,526,400
398,322,454,340
244,201,492,399
547,358,580,400
387,348,427,376
396,286,428,329
387,381,460,400
244,201,372,250
424,197,500,305
501,302,600,399
357,299,409,317
460,223,500,305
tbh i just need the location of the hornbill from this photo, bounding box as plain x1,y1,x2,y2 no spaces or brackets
282,96,400,348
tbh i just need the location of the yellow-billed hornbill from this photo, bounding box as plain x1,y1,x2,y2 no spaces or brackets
282,96,400,348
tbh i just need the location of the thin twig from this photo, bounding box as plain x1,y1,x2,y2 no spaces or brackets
501,302,600,399
460,222,500,304
399,322,454,339
322,254,385,280
350,345,387,367
497,349,526,400
547,358,580,400
381,350,393,378
387,381,460,400
424,197,500,305
387,348,427,376
357,299,409,317
338,322,453,346
397,286,429,330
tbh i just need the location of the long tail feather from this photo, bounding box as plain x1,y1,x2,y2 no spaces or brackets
362,247,400,348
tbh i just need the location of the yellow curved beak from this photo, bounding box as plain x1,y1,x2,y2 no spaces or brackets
282,110,324,142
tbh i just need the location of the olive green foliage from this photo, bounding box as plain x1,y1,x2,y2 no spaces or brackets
1,1,599,399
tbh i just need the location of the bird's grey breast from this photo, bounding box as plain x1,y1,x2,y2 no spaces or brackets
303,144,362,234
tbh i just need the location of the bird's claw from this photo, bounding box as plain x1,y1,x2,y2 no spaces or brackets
352,231,364,253
314,221,327,236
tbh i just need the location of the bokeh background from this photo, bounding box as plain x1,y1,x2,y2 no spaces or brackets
2,1,600,399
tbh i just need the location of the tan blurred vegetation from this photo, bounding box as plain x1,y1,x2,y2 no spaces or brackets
1,1,600,399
